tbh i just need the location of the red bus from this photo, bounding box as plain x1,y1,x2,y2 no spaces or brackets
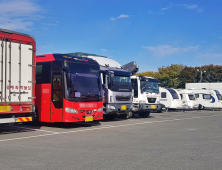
35,54,103,123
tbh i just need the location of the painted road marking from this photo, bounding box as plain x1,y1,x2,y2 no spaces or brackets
0,114,221,142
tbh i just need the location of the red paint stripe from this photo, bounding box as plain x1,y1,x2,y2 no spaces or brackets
25,117,30,121
18,118,24,122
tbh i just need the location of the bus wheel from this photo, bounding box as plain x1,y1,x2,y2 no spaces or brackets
138,111,150,118
104,114,117,120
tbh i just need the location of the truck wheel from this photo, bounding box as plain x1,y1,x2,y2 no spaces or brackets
198,104,202,110
138,111,150,118
104,114,117,120
29,107,41,126
119,111,133,119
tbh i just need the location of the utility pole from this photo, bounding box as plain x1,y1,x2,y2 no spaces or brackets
197,69,206,83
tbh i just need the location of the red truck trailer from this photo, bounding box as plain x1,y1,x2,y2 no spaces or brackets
35,54,103,123
0,29,35,124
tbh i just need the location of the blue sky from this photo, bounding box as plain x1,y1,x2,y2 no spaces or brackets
0,0,222,72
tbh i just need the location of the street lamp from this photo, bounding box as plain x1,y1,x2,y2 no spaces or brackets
197,69,206,83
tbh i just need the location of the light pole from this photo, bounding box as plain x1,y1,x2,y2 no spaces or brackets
197,69,206,83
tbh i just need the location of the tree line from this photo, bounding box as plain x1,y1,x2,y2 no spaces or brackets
136,64,222,88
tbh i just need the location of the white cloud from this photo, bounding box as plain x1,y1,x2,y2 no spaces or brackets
197,53,222,59
0,0,41,31
101,49,107,52
161,3,203,13
110,14,129,20
142,45,199,57
187,5,198,9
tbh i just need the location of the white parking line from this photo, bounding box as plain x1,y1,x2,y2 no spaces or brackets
0,114,221,142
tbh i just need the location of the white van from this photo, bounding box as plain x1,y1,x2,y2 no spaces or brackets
189,89,222,110
159,87,184,111
175,89,198,110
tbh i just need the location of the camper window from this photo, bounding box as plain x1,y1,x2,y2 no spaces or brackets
166,88,179,99
188,94,195,100
195,94,199,98
161,92,166,98
203,94,211,99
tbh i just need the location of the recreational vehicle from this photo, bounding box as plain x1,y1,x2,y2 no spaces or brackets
159,87,184,111
188,89,222,110
175,89,198,110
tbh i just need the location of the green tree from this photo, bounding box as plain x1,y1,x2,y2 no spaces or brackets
136,64,184,88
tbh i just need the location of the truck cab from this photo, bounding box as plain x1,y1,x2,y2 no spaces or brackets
130,76,163,117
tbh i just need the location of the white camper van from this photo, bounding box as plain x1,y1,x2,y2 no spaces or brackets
175,89,198,110
159,87,184,111
189,89,222,110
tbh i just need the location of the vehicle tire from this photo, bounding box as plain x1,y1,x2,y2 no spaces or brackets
119,111,133,119
28,107,41,126
104,114,117,120
138,111,150,118
198,104,202,110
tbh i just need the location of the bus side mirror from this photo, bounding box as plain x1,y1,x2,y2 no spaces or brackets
66,72,72,88
62,66,72,88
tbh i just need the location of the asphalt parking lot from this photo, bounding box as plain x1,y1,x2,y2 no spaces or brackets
0,110,222,170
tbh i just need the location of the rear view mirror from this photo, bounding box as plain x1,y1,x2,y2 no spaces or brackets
66,72,72,88
62,66,72,88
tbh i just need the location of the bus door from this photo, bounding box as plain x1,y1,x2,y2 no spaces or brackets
51,72,63,122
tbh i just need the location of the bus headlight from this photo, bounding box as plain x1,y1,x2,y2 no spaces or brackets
65,107,78,113
98,107,103,112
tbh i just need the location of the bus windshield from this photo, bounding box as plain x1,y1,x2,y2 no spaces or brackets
65,62,102,102
140,81,159,93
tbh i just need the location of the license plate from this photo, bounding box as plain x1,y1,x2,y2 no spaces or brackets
151,105,156,109
0,106,11,112
85,116,93,122
121,105,127,110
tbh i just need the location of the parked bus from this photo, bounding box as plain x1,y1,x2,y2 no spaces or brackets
35,54,103,123
0,29,35,124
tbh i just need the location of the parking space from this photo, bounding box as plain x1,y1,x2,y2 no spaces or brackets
0,110,222,170
0,110,221,142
